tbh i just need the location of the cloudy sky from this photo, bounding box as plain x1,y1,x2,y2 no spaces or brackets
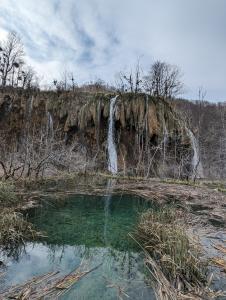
0,0,225,101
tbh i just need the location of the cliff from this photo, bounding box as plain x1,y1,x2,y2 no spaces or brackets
0,89,192,178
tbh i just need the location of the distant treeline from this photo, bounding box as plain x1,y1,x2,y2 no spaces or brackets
1,31,185,98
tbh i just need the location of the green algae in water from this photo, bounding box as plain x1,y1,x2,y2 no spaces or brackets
0,193,155,299
30,194,150,250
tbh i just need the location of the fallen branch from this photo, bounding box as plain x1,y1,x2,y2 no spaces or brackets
0,261,102,299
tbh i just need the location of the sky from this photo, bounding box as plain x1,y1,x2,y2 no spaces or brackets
0,0,225,101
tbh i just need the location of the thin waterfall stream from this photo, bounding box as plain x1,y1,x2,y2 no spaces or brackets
105,96,118,248
47,111,54,139
107,96,118,174
28,96,34,117
163,122,168,164
187,129,204,178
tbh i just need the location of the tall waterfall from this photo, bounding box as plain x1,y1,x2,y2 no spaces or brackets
26,96,34,118
47,111,54,139
187,129,204,178
107,96,118,174
163,123,168,162
96,101,101,150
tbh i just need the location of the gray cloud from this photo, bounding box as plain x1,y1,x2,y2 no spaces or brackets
0,0,225,101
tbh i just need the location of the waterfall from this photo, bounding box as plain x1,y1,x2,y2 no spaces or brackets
26,96,34,119
47,111,54,139
107,96,118,174
96,101,101,150
28,96,34,116
187,129,204,178
163,123,168,162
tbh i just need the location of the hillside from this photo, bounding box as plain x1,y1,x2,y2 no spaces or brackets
0,88,194,179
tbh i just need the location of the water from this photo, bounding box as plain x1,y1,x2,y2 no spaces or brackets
190,228,226,298
104,180,115,244
27,96,34,117
187,129,204,178
0,194,154,299
96,100,101,150
47,111,54,139
163,123,168,163
107,96,118,174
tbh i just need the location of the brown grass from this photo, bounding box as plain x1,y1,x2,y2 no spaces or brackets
134,207,224,299
0,208,40,252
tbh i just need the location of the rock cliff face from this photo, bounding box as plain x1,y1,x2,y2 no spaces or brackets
0,89,192,178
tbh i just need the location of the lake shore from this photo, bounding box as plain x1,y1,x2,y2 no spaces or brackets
1,174,226,299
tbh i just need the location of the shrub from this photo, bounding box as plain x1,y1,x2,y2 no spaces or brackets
0,209,39,254
0,181,17,206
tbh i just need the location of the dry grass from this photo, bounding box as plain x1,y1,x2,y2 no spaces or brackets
0,181,39,253
134,208,224,299
0,209,40,252
137,208,206,285
162,178,200,187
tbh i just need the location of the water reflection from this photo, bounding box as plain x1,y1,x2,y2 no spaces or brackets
0,194,155,299
104,179,116,245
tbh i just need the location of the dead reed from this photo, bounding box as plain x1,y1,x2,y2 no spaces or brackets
0,260,102,299
0,209,39,250
134,207,224,299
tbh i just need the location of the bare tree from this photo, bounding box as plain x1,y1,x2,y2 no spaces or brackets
0,32,24,87
144,61,183,98
70,72,76,91
117,61,143,94
79,79,115,93
0,111,92,180
53,70,75,91
21,66,38,89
